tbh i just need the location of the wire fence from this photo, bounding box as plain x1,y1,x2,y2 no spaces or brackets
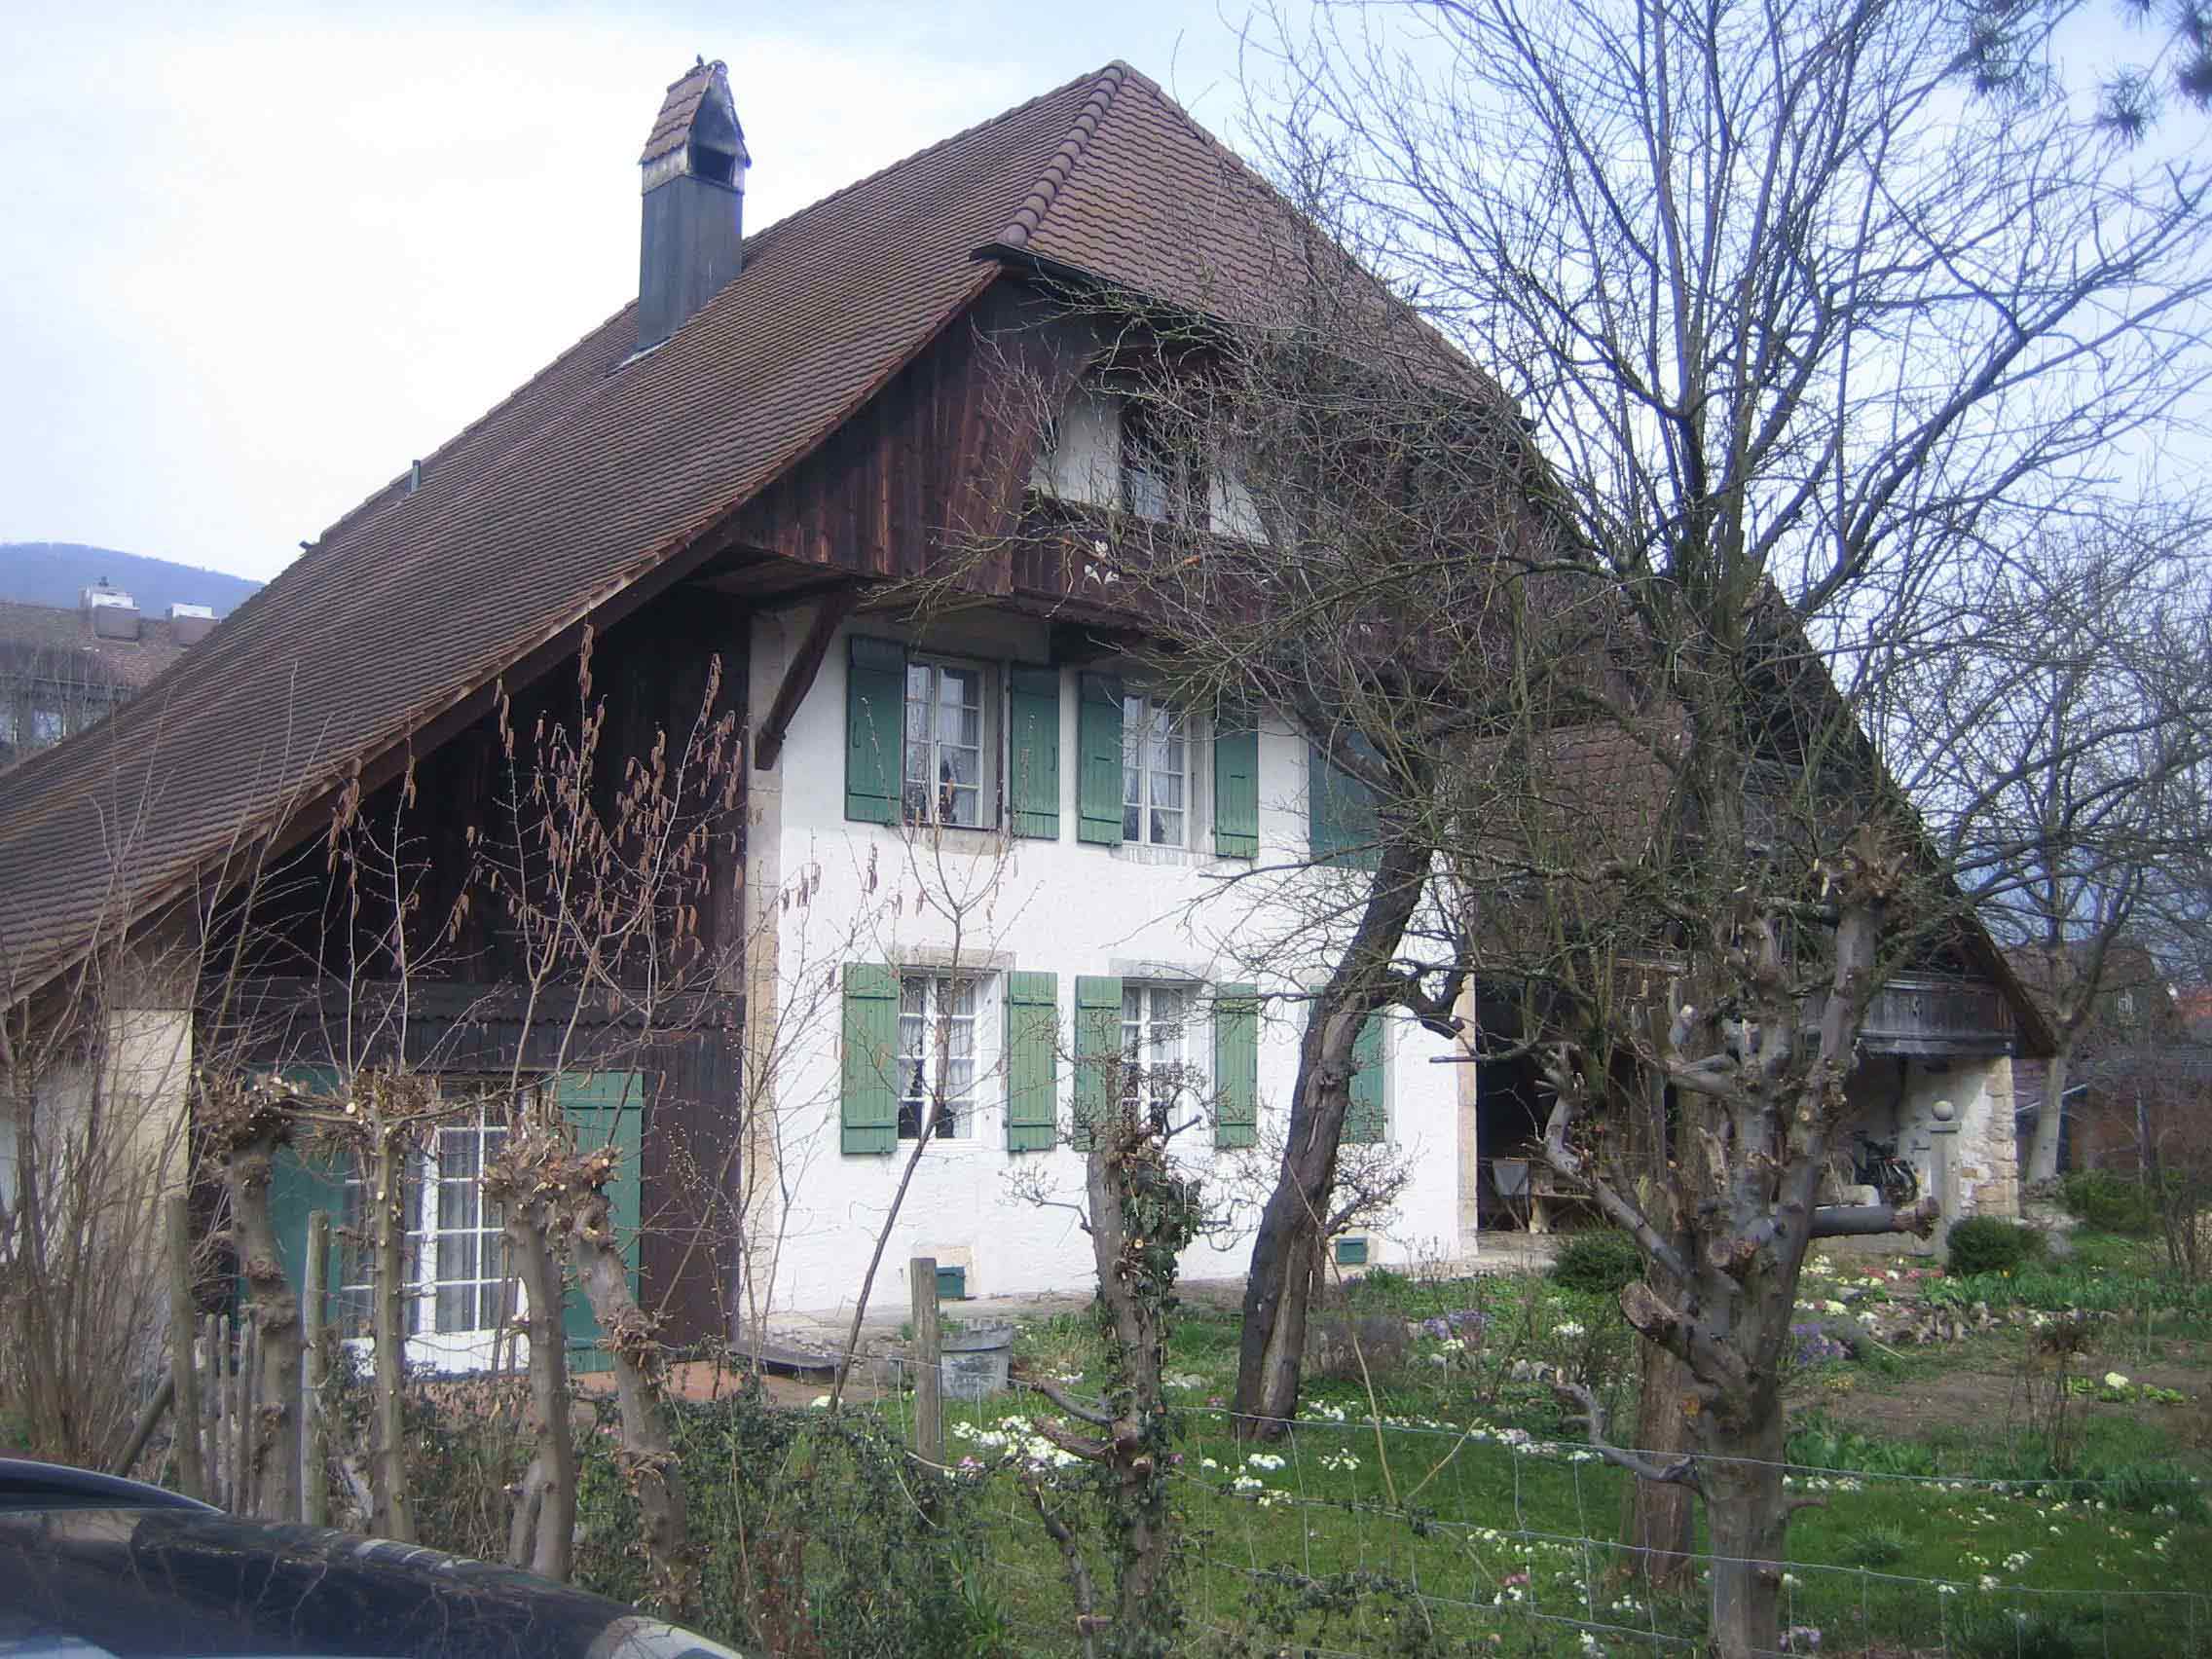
843,1348,2211,1658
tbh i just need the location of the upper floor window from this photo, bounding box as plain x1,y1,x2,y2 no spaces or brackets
1123,694,1192,847
899,973,979,1139
902,657,992,828
1121,401,1205,527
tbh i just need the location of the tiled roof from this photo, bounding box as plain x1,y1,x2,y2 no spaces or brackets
0,60,1402,994
640,59,724,166
0,602,192,692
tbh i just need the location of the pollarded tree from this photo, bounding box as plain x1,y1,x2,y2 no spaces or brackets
1214,3,2212,1653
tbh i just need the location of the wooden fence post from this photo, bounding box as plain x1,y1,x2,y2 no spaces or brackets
201,1313,219,1505
302,1210,329,1527
239,1317,258,1516
910,1257,942,1468
166,1194,204,1500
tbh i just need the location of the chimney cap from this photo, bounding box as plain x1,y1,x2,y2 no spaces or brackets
640,58,748,185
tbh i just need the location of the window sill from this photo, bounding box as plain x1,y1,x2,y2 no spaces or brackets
887,822,1014,856
1111,842,1227,870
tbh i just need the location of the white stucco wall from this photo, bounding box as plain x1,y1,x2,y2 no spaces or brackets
743,604,1471,1318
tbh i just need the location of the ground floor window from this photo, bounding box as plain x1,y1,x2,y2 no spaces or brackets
334,1094,512,1351
899,974,978,1139
1121,983,1194,1119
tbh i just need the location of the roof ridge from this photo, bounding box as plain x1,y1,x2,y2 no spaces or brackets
994,62,1128,250
298,64,1131,571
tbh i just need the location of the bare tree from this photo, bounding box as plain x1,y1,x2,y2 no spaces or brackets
1893,519,2212,1182
1184,4,2212,1653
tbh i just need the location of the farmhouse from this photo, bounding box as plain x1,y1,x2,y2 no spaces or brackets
0,59,2042,1371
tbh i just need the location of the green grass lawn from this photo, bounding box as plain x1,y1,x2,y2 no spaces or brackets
897,1246,2212,1656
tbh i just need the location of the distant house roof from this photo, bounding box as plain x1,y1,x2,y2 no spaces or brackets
0,61,1385,997
0,602,192,694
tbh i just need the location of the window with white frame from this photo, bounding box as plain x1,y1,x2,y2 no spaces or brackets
1123,694,1193,847
899,974,978,1140
1121,400,1206,527
903,658,992,828
334,1093,511,1341
1121,983,1194,1120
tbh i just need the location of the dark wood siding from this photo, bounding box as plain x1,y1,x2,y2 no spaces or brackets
726,281,1103,588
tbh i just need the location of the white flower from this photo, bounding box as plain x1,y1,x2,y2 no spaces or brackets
1232,1475,1264,1493
808,1394,831,1409
1979,1575,2000,1591
2104,1372,2130,1389
1781,1572,1801,1589
1246,1452,1286,1472
1937,1583,1959,1597
1554,1320,1588,1339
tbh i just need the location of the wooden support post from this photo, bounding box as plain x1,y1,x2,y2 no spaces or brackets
302,1210,330,1527
166,1194,204,1501
202,1313,219,1506
235,1317,254,1515
910,1257,942,1468
215,1313,233,1510
752,586,863,770
114,1375,174,1482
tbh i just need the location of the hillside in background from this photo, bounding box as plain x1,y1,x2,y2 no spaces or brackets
0,542,263,616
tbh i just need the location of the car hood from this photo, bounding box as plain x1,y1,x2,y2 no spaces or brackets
0,1507,739,1659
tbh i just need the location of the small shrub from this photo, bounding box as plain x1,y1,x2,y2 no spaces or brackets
1551,1231,1643,1296
1948,1216,2047,1277
1840,1522,1908,1567
1950,1606,2087,1659
2058,1170,2157,1235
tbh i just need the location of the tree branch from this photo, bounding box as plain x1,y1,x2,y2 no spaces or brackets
1554,1380,1706,1497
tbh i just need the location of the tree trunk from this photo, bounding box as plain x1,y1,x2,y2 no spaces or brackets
564,1173,694,1622
1621,1341,1696,1590
2027,1046,2072,1184
222,1118,303,1522
1697,1393,1788,1659
1234,831,1433,1438
1235,1165,1331,1437
369,1130,416,1542
503,1191,573,1581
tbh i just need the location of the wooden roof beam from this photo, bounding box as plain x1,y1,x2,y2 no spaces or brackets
753,585,864,771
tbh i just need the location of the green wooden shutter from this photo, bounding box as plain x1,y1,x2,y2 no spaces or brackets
1071,976,1123,1148
1005,971,1058,1152
1214,983,1259,1149
1213,717,1259,858
841,963,900,1155
1008,667,1061,839
555,1071,644,1372
1076,674,1124,846
266,1065,349,1304
1309,737,1380,869
1345,1016,1387,1144
846,636,906,825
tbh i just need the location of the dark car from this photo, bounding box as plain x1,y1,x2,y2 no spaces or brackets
0,1458,750,1659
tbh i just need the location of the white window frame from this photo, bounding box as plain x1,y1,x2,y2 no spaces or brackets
902,655,998,830
335,1089,519,1373
1122,693,1199,849
1121,981,1204,1122
899,972,992,1141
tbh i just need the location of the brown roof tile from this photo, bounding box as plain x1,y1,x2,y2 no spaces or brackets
2,60,1379,992
640,59,724,166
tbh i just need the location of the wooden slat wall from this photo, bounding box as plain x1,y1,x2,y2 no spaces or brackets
727,281,1102,588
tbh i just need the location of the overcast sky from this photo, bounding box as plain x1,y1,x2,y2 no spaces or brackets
0,1,1263,584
